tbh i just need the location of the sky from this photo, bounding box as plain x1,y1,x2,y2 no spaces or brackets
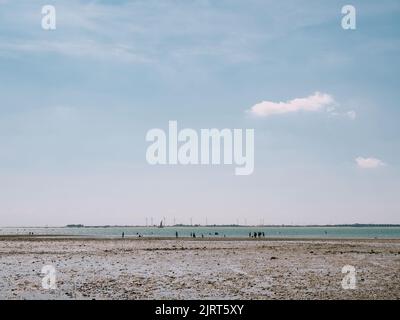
0,0,399,226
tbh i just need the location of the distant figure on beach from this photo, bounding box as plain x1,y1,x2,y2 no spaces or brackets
262,232,265,237
176,231,178,238
122,232,124,238
201,234,204,238
253,232,257,238
192,233,196,238
249,232,251,238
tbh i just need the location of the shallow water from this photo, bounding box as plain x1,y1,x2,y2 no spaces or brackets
1,226,400,239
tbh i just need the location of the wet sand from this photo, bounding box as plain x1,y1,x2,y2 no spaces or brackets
0,237,399,299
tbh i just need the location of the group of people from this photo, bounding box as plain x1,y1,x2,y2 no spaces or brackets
176,232,226,238
186,232,207,238
120,231,266,238
121,232,143,238
249,232,265,238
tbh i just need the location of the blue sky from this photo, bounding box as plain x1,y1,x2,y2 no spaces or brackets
0,0,399,226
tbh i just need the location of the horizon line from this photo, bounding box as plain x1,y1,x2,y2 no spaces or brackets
1,223,400,228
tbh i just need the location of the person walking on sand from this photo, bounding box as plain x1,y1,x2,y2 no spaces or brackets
176,231,178,238
122,232,125,238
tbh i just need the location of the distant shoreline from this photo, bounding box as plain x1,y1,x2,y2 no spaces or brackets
1,224,400,228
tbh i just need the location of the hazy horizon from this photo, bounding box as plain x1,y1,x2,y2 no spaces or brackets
2,222,400,229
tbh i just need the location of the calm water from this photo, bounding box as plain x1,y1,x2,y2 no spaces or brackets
1,226,400,239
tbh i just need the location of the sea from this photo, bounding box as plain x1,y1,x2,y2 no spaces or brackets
1,226,400,239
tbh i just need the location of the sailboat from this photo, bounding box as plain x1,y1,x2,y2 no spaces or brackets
158,220,164,228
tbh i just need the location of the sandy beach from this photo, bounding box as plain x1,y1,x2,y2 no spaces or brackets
0,237,399,300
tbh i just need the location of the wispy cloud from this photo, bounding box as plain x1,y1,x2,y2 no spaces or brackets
0,0,268,66
355,157,386,169
329,109,357,120
346,110,357,120
0,40,153,63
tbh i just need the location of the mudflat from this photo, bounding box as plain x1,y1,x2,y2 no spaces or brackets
0,237,399,299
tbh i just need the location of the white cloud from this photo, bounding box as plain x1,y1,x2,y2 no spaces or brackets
346,110,356,119
248,92,335,117
355,157,386,169
329,109,357,119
